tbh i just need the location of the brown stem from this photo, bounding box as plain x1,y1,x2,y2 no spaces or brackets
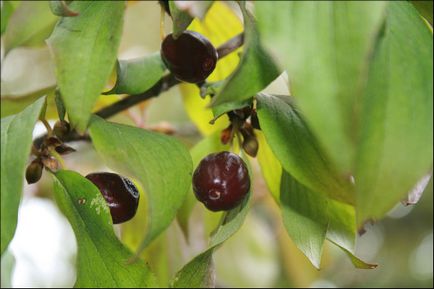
34,32,245,146
217,33,244,59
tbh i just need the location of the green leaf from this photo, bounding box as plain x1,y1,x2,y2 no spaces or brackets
1,250,15,288
88,116,193,251
210,4,281,112
49,0,79,17
330,241,377,269
1,1,20,35
210,98,252,124
356,2,433,223
280,171,328,269
256,131,282,201
47,1,125,131
1,87,55,118
106,53,167,95
177,131,229,237
169,0,194,38
171,250,214,288
3,1,58,53
172,194,250,288
255,1,388,174
52,170,157,288
256,93,354,204
326,200,356,253
1,97,45,255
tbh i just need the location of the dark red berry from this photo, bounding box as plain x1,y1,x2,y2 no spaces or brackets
85,172,140,224
161,31,218,83
192,151,250,211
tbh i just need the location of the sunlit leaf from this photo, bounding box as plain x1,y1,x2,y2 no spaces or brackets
89,116,192,251
1,97,45,255
47,1,125,131
180,1,242,136
53,170,157,287
256,131,282,201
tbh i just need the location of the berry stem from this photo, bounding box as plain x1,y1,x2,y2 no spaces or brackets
41,119,53,136
51,150,66,170
160,5,166,40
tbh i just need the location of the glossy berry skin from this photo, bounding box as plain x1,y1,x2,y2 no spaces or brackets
161,31,218,83
192,152,250,211
86,172,139,224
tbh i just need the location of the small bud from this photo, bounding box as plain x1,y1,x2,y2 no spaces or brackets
240,123,258,157
55,144,76,155
220,124,233,145
41,156,59,172
250,110,261,130
242,135,259,157
26,159,43,184
53,120,70,139
45,136,62,148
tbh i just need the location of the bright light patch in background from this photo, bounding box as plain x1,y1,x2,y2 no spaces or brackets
8,197,77,288
409,232,433,280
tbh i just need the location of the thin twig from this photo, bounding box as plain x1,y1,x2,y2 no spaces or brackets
217,33,244,59
34,32,245,146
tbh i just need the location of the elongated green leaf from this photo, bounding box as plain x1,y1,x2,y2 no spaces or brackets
177,131,229,236
326,201,376,269
169,0,194,38
3,1,57,53
171,250,214,288
256,1,388,174
106,53,167,95
256,93,354,204
53,170,157,288
47,1,125,131
326,200,356,253
280,171,328,269
88,116,192,251
1,97,45,255
172,194,250,288
330,241,377,269
210,5,281,112
356,2,433,223
260,133,371,268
